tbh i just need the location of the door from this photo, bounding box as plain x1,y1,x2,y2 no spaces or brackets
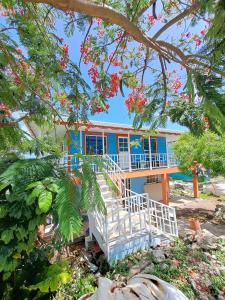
118,136,130,170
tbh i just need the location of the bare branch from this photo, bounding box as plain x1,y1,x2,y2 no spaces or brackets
141,48,150,83
159,55,167,115
154,2,200,39
79,18,93,67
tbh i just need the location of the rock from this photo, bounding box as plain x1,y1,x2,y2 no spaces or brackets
152,249,165,262
129,265,141,277
196,229,220,250
143,263,155,274
198,293,209,300
183,230,196,244
213,204,225,224
174,183,185,190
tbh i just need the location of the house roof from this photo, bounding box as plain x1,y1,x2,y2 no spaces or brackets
58,119,183,135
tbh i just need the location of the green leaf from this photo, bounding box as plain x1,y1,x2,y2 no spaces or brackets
47,183,59,193
26,181,41,190
26,185,44,205
0,205,8,218
0,182,9,192
38,190,52,213
1,229,14,244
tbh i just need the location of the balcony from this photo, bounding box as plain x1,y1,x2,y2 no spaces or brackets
64,152,178,173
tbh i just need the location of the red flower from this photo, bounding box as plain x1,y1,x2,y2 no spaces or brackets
172,79,182,93
88,64,99,84
16,48,22,55
200,30,206,36
125,87,146,112
63,44,69,57
110,73,119,95
147,15,155,25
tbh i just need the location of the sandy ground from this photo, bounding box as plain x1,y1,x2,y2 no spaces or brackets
170,194,225,238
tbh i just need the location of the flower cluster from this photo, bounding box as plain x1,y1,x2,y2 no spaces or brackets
59,43,69,70
125,87,146,112
108,53,122,67
88,64,99,84
172,78,182,93
56,92,67,106
147,15,155,25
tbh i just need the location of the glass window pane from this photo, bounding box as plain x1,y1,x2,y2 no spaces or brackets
151,138,157,153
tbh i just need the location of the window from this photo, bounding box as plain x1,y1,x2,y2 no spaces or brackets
150,138,157,153
143,138,149,154
86,135,107,155
146,175,161,184
118,137,129,152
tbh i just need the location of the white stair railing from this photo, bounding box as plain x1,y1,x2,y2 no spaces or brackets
101,155,178,237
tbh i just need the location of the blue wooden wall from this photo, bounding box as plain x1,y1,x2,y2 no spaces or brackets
130,135,142,154
108,133,117,154
130,177,146,194
66,131,167,156
157,137,166,153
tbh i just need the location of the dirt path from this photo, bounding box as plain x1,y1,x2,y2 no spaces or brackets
170,194,222,218
170,194,225,238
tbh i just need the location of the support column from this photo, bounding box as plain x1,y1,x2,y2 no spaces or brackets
192,164,199,198
102,131,105,155
161,173,169,205
165,138,169,167
166,173,170,199
128,133,131,172
79,129,82,154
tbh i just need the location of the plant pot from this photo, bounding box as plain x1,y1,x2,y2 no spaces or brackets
189,218,201,232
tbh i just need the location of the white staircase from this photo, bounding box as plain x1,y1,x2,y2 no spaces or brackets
87,155,178,263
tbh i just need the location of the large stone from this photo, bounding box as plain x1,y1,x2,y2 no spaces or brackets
196,229,220,250
152,249,165,262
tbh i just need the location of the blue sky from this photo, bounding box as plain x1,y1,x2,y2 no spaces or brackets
56,19,188,131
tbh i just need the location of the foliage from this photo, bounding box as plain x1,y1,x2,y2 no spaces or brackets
0,154,104,298
173,131,225,176
56,274,97,300
0,0,225,137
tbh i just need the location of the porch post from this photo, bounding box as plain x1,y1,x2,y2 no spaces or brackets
79,129,82,154
128,133,131,172
149,136,152,170
102,131,105,155
165,138,169,167
192,162,199,198
161,173,169,205
167,174,170,199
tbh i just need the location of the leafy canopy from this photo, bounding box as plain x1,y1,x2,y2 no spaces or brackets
0,0,225,139
173,131,225,176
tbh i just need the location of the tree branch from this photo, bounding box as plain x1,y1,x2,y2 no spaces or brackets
159,55,167,115
153,2,200,39
0,113,30,128
26,0,169,59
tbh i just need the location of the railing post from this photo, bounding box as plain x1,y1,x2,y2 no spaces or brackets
165,139,169,168
128,133,132,172
148,136,152,170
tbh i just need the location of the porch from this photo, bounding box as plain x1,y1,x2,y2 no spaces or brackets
65,152,178,173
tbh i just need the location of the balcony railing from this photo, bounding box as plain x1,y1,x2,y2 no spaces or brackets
64,152,178,173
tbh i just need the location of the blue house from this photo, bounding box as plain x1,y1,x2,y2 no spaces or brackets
63,120,180,204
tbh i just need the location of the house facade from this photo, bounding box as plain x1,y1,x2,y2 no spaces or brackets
26,119,183,262
64,121,181,205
